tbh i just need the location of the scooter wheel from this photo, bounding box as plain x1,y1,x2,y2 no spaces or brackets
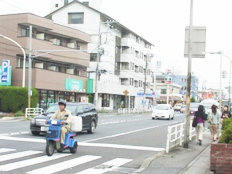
70,142,78,154
46,141,54,156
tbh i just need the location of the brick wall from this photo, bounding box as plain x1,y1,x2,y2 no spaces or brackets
210,143,232,174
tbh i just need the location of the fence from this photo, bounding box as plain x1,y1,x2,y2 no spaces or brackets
117,108,145,114
25,108,43,118
166,120,195,153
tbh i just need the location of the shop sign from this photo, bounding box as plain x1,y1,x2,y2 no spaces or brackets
0,61,12,86
87,79,93,94
65,78,83,91
137,92,153,97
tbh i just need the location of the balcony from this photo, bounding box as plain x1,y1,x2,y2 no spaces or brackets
13,68,87,92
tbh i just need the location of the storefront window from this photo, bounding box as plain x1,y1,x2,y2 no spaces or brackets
40,90,47,110
102,94,110,107
47,91,55,107
38,90,56,110
64,92,76,102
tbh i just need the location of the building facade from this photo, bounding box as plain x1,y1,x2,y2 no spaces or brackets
0,13,91,110
47,0,155,110
172,75,199,100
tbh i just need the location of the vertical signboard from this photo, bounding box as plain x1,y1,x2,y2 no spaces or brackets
1,60,10,83
87,79,93,94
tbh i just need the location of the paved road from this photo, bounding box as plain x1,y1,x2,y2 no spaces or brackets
0,112,185,174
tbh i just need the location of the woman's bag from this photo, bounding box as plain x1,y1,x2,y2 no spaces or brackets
192,117,198,127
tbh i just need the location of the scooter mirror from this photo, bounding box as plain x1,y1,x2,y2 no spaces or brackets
64,114,69,117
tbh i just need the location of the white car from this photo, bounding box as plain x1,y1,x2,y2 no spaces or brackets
152,104,174,120
174,104,182,112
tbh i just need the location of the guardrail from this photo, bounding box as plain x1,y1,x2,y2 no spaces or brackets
166,120,195,153
25,108,43,118
117,108,145,114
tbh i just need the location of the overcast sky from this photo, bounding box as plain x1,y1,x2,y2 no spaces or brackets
0,0,232,90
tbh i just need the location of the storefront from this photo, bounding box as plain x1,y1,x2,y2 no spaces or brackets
38,90,56,110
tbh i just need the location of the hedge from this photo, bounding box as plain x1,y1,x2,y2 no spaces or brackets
0,86,38,113
219,118,232,144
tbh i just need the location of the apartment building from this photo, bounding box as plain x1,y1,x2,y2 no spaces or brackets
0,13,90,109
47,0,155,110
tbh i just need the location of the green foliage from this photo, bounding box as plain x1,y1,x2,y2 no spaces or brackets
219,118,232,144
190,97,196,103
14,110,24,117
88,94,93,104
0,86,38,113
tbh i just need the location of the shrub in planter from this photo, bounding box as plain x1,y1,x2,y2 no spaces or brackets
210,118,232,174
0,86,38,113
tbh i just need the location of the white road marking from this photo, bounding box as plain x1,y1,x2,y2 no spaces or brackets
0,131,30,136
83,120,182,143
0,153,70,171
0,136,45,143
76,158,132,174
27,155,101,174
79,143,165,152
0,150,42,162
0,148,16,153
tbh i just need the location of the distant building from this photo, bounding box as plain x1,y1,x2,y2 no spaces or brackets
172,75,199,99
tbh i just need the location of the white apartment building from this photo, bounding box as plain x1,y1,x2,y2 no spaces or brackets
47,0,155,110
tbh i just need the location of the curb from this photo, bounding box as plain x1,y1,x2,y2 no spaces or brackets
132,150,166,173
178,145,211,174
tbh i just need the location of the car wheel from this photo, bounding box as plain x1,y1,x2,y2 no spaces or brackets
167,115,170,120
152,117,155,120
87,121,96,134
31,131,40,136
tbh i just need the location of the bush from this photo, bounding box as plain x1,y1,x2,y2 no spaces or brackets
14,110,24,117
0,86,38,113
190,97,196,103
219,118,232,144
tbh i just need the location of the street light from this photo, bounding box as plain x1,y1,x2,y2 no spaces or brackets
0,34,26,87
203,51,232,109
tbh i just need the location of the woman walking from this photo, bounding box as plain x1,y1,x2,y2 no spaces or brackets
208,105,220,142
194,105,208,146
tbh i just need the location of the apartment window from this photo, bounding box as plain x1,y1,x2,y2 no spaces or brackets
161,89,167,94
68,13,84,24
21,28,28,37
55,4,59,7
82,1,89,6
90,53,97,62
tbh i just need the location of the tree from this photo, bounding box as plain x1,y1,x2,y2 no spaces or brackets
190,97,196,103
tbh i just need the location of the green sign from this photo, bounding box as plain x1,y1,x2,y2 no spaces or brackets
87,78,93,94
65,78,83,91
0,66,12,86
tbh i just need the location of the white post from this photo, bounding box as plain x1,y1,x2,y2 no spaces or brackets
167,84,169,104
28,25,33,110
166,126,171,153
0,34,26,87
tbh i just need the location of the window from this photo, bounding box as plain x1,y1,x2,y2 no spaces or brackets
102,94,110,107
55,4,59,7
90,53,97,62
21,28,28,37
68,13,84,24
82,1,89,6
161,89,167,94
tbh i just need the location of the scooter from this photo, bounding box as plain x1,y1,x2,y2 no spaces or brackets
45,115,78,156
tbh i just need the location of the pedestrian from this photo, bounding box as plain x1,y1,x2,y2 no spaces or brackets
194,105,208,146
208,105,220,142
217,105,231,138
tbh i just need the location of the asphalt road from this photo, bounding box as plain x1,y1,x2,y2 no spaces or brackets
0,112,185,174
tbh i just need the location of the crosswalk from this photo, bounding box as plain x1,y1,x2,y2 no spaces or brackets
0,148,133,174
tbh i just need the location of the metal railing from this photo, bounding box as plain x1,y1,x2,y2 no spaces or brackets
25,108,43,118
166,120,195,153
117,108,145,114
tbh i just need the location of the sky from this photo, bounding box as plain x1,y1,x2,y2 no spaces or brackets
0,0,232,91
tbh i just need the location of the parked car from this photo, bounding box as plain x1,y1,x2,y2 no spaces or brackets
174,103,182,112
30,102,98,136
180,105,186,113
152,104,174,120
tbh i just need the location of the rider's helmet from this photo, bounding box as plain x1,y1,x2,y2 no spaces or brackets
58,100,66,107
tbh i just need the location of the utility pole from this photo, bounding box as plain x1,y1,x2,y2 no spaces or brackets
171,66,174,106
167,83,169,104
228,60,231,111
184,0,193,148
219,52,222,110
144,54,148,108
28,25,32,109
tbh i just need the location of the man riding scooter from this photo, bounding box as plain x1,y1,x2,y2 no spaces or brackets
50,100,72,150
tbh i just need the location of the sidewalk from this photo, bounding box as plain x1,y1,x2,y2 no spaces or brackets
139,130,212,174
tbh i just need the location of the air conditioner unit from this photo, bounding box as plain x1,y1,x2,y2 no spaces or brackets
49,39,57,44
48,66,56,71
36,33,45,40
66,68,74,74
67,43,77,49
35,63,44,69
